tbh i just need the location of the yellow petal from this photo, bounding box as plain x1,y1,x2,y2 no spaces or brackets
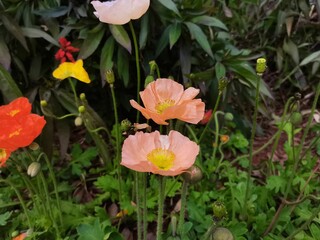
52,59,91,84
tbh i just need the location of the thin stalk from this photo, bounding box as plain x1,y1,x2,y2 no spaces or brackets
178,180,188,237
129,21,142,123
68,78,79,106
142,173,148,240
110,84,123,206
211,111,224,167
135,172,142,240
243,74,261,216
156,176,166,240
199,93,222,144
0,179,32,229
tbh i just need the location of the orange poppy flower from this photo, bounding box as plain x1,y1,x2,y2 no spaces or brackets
130,78,205,125
0,97,46,167
121,130,199,176
12,233,27,240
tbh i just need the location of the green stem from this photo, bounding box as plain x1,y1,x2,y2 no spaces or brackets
129,21,142,123
212,111,224,167
142,173,147,240
0,179,32,229
178,181,188,237
135,172,142,240
110,84,123,206
244,74,261,216
156,176,166,240
68,78,79,106
199,93,222,144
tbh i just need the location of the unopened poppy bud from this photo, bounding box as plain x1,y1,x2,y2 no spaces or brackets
120,119,132,132
212,227,234,240
29,142,39,151
105,69,115,85
40,100,48,107
144,75,155,88
212,201,227,221
80,93,86,101
11,230,19,238
224,112,233,121
27,162,41,177
290,112,302,127
74,116,83,126
182,165,203,184
78,106,85,113
256,58,267,75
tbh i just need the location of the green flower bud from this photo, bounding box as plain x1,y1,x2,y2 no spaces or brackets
74,116,83,126
120,119,132,132
27,162,41,177
224,112,234,121
290,112,302,127
11,230,19,238
149,60,157,72
29,142,39,151
212,227,234,240
106,69,115,85
40,100,48,107
256,58,267,74
78,106,85,113
212,201,228,221
80,93,86,101
144,75,155,88
182,165,203,184
218,77,229,93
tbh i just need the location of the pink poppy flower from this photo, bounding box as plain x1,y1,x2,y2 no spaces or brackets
91,0,150,25
130,78,205,125
121,130,199,176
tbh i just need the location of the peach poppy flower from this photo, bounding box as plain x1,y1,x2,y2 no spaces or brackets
91,0,150,25
121,130,199,176
130,78,205,125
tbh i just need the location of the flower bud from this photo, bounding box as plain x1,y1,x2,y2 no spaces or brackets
40,100,48,107
106,69,115,85
11,230,19,238
74,116,83,126
78,106,85,113
220,135,229,144
256,58,267,75
144,75,155,88
80,93,86,101
27,162,41,177
120,119,132,132
224,112,233,121
212,201,228,221
29,142,39,151
212,227,234,240
182,165,203,184
149,60,157,72
290,112,302,127
218,77,229,93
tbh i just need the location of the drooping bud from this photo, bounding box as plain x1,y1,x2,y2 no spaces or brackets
212,201,228,221
220,135,230,144
29,142,39,151
120,119,132,132
212,227,234,240
224,112,234,121
256,58,267,75
40,100,48,107
78,106,85,113
290,112,302,127
74,116,83,126
27,162,41,177
182,165,203,184
105,69,115,85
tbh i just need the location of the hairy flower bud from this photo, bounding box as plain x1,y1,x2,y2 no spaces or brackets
120,119,132,132
224,112,234,121
27,162,41,177
74,116,83,126
212,201,228,221
182,165,203,184
29,142,39,151
290,112,302,127
78,106,85,113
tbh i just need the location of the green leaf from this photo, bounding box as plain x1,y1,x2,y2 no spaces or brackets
78,24,105,59
109,24,131,53
21,27,59,46
157,0,181,16
77,219,105,240
168,22,181,49
299,50,320,66
94,174,119,192
191,16,228,31
117,47,130,87
139,13,149,50
266,175,286,193
0,35,11,69
215,62,226,80
0,13,29,51
184,22,213,59
0,211,12,226
0,64,23,101
283,38,299,65
100,36,115,83
33,6,69,18
155,25,170,57
310,223,320,239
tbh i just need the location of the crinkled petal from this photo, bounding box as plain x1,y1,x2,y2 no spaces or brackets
0,97,31,119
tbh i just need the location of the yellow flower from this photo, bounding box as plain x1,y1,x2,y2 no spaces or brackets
52,59,91,83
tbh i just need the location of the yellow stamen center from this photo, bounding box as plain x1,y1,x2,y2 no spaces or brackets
155,99,175,114
9,128,22,138
8,109,20,117
147,148,175,170
0,149,7,160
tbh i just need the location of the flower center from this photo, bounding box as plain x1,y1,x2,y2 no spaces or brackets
147,148,175,170
0,149,7,160
155,99,175,114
